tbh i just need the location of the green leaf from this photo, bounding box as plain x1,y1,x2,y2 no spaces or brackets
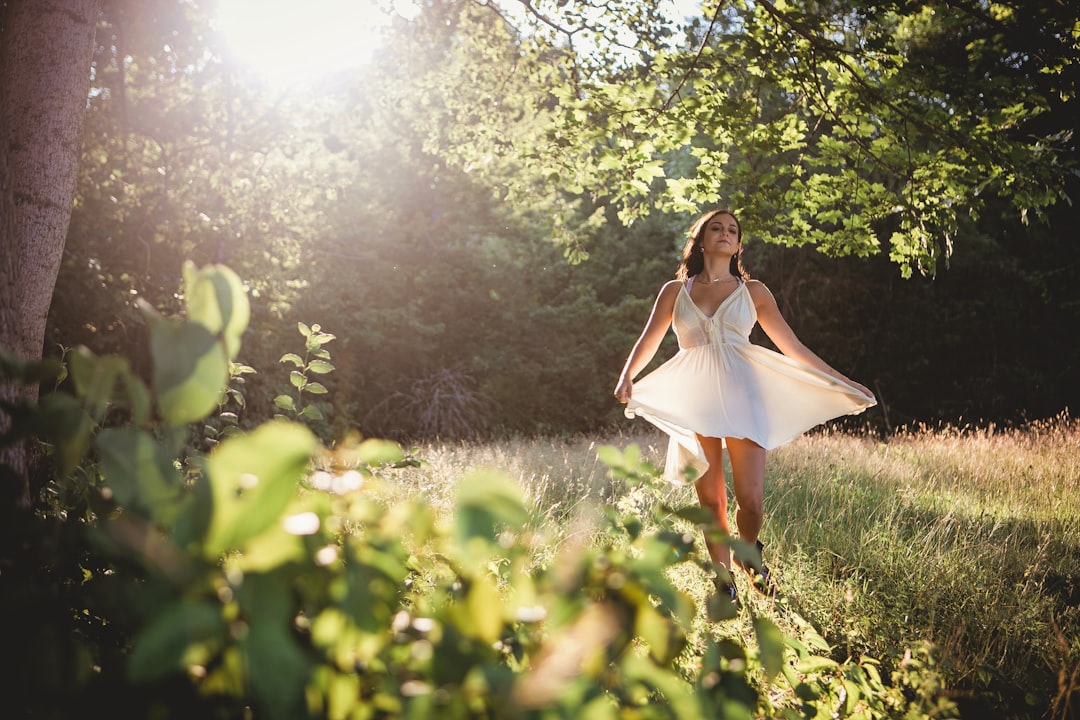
68,347,130,422
170,460,213,551
801,624,832,654
0,346,62,385
730,537,762,571
203,420,318,557
454,470,529,567
96,427,183,526
302,382,328,394
619,655,702,718
635,602,679,664
37,392,95,478
340,546,408,634
672,505,717,525
597,151,622,171
127,600,223,683
297,322,312,337
843,678,862,714
279,353,304,367
305,333,336,353
466,573,503,645
795,655,840,674
707,590,739,622
232,516,306,572
151,320,229,426
273,394,296,411
714,638,747,662
305,359,334,374
576,696,616,720
596,444,624,468
355,438,404,466
239,573,312,720
297,405,323,420
289,371,306,388
183,262,250,360
325,665,361,719
119,370,152,427
754,616,786,681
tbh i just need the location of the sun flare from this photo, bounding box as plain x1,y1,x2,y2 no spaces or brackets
215,0,418,86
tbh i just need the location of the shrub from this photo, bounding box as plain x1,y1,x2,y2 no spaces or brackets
0,263,958,719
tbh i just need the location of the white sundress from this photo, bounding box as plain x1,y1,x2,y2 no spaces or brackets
624,277,876,483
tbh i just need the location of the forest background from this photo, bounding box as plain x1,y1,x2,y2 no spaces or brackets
43,0,1078,447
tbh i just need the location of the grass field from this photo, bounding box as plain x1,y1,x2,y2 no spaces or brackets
392,414,1080,719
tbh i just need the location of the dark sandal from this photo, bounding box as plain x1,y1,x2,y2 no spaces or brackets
738,540,779,597
709,568,740,620
718,576,739,604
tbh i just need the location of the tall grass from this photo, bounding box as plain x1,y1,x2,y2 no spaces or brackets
765,415,1079,718
390,415,1079,719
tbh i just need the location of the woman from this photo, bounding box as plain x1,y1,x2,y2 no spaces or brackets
614,209,875,602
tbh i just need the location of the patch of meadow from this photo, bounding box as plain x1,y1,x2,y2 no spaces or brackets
391,414,1079,718
764,414,1079,716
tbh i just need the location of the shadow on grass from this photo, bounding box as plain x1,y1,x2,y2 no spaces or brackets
768,477,1079,720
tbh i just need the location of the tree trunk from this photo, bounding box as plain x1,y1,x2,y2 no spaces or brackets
0,0,101,506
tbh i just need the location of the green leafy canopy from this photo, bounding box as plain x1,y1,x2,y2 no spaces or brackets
419,0,1076,276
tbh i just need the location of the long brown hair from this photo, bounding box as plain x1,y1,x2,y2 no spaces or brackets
676,209,749,281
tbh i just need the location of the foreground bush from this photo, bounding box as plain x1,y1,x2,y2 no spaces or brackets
0,264,957,719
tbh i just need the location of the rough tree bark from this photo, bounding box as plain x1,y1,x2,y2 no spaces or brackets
1,0,102,506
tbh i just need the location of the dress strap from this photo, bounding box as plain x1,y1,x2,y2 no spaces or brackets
686,276,695,292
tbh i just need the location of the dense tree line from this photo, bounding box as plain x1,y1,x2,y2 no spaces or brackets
40,0,1079,447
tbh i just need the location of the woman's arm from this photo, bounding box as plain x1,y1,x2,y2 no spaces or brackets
748,280,874,399
614,280,681,402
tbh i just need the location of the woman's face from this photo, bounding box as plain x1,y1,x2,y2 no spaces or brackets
700,212,740,253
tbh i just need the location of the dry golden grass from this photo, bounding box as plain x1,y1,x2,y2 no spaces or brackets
390,414,1079,719
392,428,674,519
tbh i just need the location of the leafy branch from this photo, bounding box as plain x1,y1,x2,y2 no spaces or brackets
274,321,335,426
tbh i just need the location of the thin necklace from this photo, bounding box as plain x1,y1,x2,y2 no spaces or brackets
696,274,734,285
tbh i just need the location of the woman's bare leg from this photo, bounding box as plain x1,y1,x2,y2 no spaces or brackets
725,437,766,545
693,435,731,569
726,436,777,594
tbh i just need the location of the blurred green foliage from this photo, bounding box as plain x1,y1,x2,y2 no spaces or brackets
1,263,959,719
